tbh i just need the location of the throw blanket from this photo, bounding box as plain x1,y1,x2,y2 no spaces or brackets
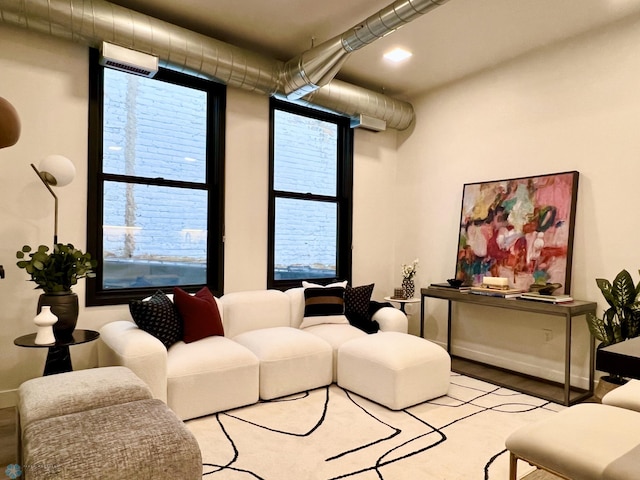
346,301,393,334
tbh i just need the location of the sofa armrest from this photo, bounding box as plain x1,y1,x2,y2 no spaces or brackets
97,321,168,403
372,307,408,333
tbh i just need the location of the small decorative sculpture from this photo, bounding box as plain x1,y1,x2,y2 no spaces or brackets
529,282,562,295
33,306,58,345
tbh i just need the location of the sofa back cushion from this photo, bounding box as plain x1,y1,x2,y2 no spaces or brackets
285,287,305,328
221,290,292,338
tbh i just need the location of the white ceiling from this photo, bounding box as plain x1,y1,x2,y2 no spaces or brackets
109,0,640,100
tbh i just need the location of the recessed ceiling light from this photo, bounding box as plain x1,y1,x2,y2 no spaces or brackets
383,48,412,63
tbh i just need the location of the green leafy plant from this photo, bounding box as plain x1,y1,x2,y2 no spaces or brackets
586,269,640,347
16,243,97,293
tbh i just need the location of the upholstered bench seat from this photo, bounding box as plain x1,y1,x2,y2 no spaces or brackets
337,331,450,410
234,326,333,400
18,367,202,480
18,366,152,430
506,403,640,480
22,399,202,480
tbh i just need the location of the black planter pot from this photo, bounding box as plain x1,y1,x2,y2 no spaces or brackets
37,292,79,340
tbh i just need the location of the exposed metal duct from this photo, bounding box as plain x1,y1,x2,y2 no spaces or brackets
282,0,450,99
0,0,417,130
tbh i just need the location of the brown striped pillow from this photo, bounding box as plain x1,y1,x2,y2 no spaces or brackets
300,286,349,328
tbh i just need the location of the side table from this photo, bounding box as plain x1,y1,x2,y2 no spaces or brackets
384,296,421,314
14,329,100,376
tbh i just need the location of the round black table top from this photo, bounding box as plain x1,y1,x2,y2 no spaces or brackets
14,329,100,348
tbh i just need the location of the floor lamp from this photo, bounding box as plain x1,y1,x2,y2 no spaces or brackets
31,155,76,245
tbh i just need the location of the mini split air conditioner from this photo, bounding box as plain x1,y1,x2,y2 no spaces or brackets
350,114,386,132
99,42,159,78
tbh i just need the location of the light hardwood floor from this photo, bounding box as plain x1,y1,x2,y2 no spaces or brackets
0,407,18,469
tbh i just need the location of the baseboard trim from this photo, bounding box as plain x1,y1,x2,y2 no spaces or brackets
429,341,590,390
0,390,18,408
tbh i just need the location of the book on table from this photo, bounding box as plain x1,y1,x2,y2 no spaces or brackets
519,292,574,303
429,282,471,292
469,286,523,298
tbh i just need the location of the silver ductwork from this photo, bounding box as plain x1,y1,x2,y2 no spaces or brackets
282,0,450,99
0,0,424,130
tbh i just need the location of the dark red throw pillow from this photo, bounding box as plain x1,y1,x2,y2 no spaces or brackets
173,287,224,343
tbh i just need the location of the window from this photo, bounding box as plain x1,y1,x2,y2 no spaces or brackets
268,98,353,290
87,49,225,305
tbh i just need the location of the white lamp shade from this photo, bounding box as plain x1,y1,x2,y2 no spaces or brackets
39,154,76,187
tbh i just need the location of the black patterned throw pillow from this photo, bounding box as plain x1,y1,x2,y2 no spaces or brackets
129,290,182,349
345,283,379,334
345,283,374,319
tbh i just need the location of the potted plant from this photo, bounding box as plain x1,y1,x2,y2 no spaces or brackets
16,243,97,338
586,269,640,398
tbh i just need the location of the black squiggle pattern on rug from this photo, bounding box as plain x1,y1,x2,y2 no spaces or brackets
190,373,562,479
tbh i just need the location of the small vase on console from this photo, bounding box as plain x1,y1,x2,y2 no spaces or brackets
33,306,58,345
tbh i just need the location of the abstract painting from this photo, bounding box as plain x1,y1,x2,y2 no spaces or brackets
455,171,579,293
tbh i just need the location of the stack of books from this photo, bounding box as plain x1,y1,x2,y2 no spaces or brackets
518,292,574,303
429,282,471,292
469,286,523,298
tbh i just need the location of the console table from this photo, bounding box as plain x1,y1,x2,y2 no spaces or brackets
420,287,596,405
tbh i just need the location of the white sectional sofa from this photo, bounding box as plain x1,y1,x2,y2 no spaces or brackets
98,287,447,420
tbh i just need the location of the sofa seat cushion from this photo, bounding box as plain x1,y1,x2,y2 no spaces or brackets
22,398,202,480
338,332,450,410
18,366,152,431
167,336,259,419
233,326,333,400
303,323,367,381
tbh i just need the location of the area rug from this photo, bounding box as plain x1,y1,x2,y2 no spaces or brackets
186,373,563,479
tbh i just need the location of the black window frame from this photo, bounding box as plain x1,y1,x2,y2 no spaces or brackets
267,98,353,291
86,48,226,306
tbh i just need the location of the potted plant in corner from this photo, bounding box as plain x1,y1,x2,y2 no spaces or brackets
16,243,97,339
586,269,640,400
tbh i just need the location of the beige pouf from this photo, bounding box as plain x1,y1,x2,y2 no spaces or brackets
337,331,450,410
506,403,640,480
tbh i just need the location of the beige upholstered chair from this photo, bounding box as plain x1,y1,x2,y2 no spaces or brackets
506,380,640,480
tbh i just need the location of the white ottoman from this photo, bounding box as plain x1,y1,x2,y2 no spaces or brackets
337,331,450,410
234,326,333,400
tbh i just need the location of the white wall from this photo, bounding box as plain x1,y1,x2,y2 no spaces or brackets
398,16,640,386
5,13,637,405
0,24,400,405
